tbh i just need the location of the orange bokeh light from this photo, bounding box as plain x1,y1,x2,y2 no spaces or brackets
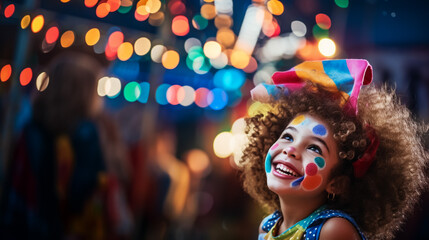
107,0,121,12
20,68,33,86
1,64,12,82
135,10,149,21
172,15,189,36
45,26,60,44
96,3,111,18
84,0,98,8
4,4,15,18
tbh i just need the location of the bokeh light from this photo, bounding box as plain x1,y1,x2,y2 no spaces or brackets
312,24,329,39
36,72,49,92
45,26,60,44
85,28,100,46
172,15,189,36
213,69,245,91
96,3,111,18
31,15,45,33
117,42,134,61
106,77,121,97
107,0,121,12
97,76,109,96
208,88,228,110
230,49,250,69
185,149,210,176
267,0,284,16
1,64,12,82
214,15,233,29
335,0,349,8
210,52,228,69
134,37,151,56
166,84,182,105
151,45,167,63
194,87,210,108
169,0,186,15
242,57,258,73
84,0,98,8
124,81,141,102
178,85,195,106
213,132,234,158
20,67,33,86
148,11,164,26
135,9,149,21
192,14,208,30
216,28,236,48
21,15,31,29
316,13,331,30
318,38,336,57
4,4,15,18
203,41,222,59
155,83,171,105
145,0,162,13
184,38,201,53
291,20,307,37
60,30,75,48
201,4,216,20
162,50,180,69
107,31,124,51
138,82,150,103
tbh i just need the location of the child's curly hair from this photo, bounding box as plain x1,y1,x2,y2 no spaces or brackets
240,83,428,240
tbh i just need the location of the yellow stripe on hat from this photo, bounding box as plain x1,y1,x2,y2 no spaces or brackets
294,61,337,91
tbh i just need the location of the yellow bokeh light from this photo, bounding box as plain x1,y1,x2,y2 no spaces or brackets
85,28,100,46
162,50,180,69
318,38,336,57
231,49,250,69
134,37,151,56
136,5,149,15
216,28,235,47
21,15,31,29
213,132,234,158
203,41,222,59
117,42,134,61
36,72,49,92
145,0,162,13
60,30,75,48
267,0,284,16
201,4,216,20
31,15,44,33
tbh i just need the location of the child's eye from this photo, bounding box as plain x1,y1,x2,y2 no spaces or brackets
282,133,293,142
308,144,322,155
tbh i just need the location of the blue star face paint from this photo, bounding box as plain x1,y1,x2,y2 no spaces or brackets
312,124,327,137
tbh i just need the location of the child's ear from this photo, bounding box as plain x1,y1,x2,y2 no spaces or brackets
326,175,350,195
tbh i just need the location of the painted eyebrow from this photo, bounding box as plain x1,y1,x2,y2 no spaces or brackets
285,126,330,153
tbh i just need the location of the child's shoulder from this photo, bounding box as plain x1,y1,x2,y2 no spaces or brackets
318,217,362,240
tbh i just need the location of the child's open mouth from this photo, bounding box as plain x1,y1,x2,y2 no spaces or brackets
272,162,302,178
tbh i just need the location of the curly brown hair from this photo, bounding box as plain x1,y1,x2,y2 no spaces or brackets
240,83,428,240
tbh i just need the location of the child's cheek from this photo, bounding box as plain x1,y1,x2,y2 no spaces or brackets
290,157,326,191
265,143,280,173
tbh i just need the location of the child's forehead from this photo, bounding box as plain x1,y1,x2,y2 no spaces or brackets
287,114,330,136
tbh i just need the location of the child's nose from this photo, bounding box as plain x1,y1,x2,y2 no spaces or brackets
283,146,300,159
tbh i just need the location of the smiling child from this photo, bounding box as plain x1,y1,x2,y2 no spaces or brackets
240,59,428,240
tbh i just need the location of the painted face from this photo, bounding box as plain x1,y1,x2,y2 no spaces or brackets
266,113,339,198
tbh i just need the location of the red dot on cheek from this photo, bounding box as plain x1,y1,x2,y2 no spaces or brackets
305,163,318,176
